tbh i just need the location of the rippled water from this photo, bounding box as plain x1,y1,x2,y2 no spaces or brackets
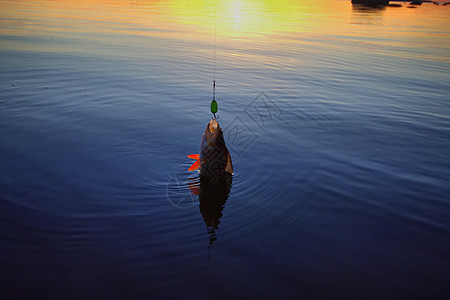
1,0,450,297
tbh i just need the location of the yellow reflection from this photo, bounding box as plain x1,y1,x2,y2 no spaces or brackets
230,0,242,30
1,0,449,63
213,0,326,39
0,0,328,52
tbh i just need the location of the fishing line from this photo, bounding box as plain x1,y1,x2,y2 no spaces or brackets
211,0,218,119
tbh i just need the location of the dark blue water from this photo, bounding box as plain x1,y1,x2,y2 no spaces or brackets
1,0,450,298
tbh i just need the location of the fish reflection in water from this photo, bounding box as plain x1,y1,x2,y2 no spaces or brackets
189,174,233,250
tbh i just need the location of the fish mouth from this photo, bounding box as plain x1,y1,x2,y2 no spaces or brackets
208,119,219,133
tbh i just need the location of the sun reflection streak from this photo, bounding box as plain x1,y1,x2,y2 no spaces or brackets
231,0,242,30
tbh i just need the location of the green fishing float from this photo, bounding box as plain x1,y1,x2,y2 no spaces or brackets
211,99,218,116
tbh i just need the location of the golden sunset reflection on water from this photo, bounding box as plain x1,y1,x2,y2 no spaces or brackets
2,0,447,40
1,1,449,70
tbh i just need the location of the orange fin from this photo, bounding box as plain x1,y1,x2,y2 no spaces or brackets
188,159,201,171
187,154,199,160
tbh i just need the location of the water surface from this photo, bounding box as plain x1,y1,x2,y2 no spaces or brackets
1,0,450,298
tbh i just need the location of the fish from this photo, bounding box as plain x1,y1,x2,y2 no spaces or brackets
188,118,233,177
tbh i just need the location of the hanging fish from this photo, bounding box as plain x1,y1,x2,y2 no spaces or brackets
188,119,233,177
